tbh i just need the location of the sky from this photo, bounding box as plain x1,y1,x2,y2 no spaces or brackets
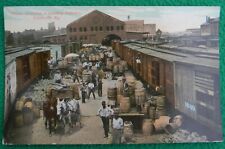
4,6,220,33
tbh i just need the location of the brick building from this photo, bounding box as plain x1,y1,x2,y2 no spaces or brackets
66,10,126,44
200,16,219,36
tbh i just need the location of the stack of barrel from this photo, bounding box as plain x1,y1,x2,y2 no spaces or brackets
142,98,157,119
155,96,166,117
142,119,154,136
14,97,40,127
115,77,130,113
112,57,120,75
126,76,136,107
123,121,134,141
134,80,146,112
107,82,117,106
119,96,131,113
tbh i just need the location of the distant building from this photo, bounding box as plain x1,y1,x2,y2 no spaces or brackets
66,10,126,44
172,16,219,48
185,28,201,36
43,28,67,44
66,10,156,44
48,22,56,32
200,16,219,37
125,20,144,32
124,20,156,40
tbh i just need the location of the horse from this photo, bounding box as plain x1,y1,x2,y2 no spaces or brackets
67,98,82,128
43,98,57,136
57,98,73,129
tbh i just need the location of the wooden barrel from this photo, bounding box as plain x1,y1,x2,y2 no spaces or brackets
156,96,166,108
118,65,124,73
156,108,166,117
126,76,136,87
14,112,24,127
23,111,34,125
123,121,134,140
107,87,117,99
15,100,25,111
128,86,135,106
113,65,119,74
135,81,143,89
120,97,130,113
116,80,124,95
135,88,146,106
32,107,40,118
153,116,171,132
113,57,120,64
121,61,128,70
24,101,33,110
142,102,150,116
149,106,156,119
142,119,154,136
117,95,123,105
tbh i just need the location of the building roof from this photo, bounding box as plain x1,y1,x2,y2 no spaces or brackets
5,46,51,66
67,10,124,27
43,34,66,38
122,42,219,69
124,20,144,24
5,49,35,66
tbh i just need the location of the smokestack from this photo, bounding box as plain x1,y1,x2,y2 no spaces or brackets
128,15,130,20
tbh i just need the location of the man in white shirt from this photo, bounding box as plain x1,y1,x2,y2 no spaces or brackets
108,50,113,61
112,109,123,144
97,101,113,138
87,81,95,99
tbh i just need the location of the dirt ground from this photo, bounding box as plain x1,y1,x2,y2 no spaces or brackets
5,75,164,144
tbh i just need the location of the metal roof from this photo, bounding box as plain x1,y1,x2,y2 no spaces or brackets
123,42,219,69
5,46,51,66
5,49,35,66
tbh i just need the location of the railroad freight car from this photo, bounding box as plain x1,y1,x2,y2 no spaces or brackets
112,40,221,133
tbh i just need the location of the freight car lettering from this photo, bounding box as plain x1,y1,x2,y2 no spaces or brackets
185,101,196,112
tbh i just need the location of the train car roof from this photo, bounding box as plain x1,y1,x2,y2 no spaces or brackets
123,42,219,69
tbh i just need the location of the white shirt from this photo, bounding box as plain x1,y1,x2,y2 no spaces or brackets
88,82,95,89
112,117,123,129
88,62,92,67
97,107,112,117
108,52,113,58
54,73,62,81
83,62,88,67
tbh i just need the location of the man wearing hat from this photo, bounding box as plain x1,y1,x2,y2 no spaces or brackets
97,101,113,138
112,108,123,144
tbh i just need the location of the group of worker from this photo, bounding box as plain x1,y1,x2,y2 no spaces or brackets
97,101,124,144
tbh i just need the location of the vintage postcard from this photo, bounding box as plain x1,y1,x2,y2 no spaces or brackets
3,6,222,144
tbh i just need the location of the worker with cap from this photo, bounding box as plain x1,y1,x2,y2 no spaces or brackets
97,101,112,138
112,108,123,144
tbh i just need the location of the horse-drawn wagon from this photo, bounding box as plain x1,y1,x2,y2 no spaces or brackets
43,83,81,136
